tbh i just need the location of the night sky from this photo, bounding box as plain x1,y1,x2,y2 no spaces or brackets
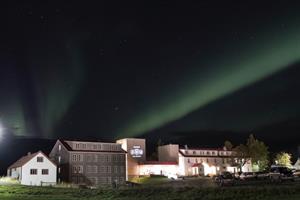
1,1,300,163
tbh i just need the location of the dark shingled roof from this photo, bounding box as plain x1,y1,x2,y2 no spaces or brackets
8,152,40,169
8,151,56,169
58,139,127,153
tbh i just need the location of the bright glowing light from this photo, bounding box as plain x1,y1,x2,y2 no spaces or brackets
138,164,178,177
202,162,217,176
0,123,3,140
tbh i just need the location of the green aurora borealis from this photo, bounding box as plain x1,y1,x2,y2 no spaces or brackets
118,20,300,137
1,2,300,141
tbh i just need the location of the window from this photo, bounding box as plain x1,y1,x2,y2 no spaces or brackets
37,157,44,162
120,155,125,162
193,151,196,155
120,166,125,174
72,165,83,174
71,154,83,162
30,169,37,175
58,167,61,174
58,156,61,163
99,166,106,173
107,166,111,173
58,144,61,151
87,165,98,173
42,169,49,175
114,166,118,173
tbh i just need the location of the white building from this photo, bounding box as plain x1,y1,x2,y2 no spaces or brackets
7,151,57,186
116,139,253,180
293,158,300,170
177,147,252,176
158,144,252,177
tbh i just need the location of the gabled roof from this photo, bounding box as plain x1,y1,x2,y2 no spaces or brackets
8,151,56,169
58,139,127,153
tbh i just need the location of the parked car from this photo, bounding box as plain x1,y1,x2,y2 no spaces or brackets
215,172,235,186
255,171,270,180
269,166,295,181
239,172,256,180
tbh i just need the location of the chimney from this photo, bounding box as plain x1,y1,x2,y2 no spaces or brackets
184,145,188,150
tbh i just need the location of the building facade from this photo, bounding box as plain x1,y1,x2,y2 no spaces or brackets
49,140,126,186
177,147,252,176
121,142,252,178
116,138,146,180
7,151,57,186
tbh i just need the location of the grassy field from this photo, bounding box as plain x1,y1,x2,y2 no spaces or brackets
1,178,300,200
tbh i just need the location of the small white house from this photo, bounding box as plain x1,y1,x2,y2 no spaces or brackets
7,151,57,186
294,158,300,170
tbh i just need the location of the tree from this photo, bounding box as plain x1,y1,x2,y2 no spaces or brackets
234,134,269,171
275,152,292,167
224,140,233,150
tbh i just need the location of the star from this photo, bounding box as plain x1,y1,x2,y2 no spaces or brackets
114,106,120,111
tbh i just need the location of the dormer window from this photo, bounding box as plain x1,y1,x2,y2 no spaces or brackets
37,157,44,162
193,151,196,154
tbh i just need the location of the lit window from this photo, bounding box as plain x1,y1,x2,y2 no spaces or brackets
58,156,61,163
37,157,44,162
42,169,49,175
58,145,61,151
30,169,37,175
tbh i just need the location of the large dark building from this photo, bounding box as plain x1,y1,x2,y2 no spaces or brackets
49,140,126,186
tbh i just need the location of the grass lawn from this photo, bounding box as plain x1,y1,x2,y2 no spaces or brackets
1,179,300,200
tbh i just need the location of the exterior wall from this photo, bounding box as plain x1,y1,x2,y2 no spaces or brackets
8,167,22,181
178,148,249,176
68,152,126,185
116,138,146,180
50,140,126,186
178,154,186,176
158,144,179,162
21,153,57,186
139,164,178,177
49,140,70,183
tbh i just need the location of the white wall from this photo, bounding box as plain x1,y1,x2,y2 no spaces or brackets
10,167,22,181
21,153,57,186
